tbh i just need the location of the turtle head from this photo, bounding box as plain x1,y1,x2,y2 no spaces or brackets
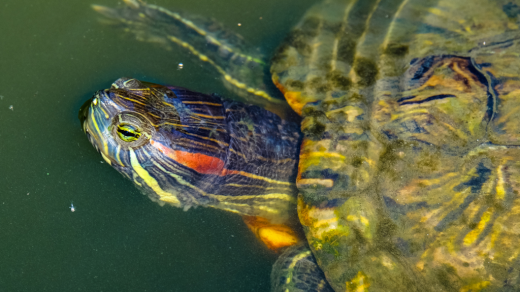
80,78,159,165
80,77,230,210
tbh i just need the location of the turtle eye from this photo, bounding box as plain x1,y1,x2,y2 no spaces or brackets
116,124,142,142
110,112,154,148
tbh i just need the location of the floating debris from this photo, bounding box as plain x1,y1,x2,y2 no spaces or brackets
8,105,13,111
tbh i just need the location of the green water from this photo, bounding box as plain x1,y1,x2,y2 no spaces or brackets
0,0,315,290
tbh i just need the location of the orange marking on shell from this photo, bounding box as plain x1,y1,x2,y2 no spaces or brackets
272,76,305,116
284,91,305,116
151,140,225,175
243,216,299,251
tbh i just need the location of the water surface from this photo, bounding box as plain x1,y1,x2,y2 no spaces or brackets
0,0,316,290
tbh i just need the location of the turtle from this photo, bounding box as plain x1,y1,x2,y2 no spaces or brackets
80,0,520,291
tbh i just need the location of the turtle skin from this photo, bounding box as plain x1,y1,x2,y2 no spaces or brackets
87,0,520,291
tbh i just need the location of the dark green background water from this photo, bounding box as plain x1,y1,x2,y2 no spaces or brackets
0,0,315,291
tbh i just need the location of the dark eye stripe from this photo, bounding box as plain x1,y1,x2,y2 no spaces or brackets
117,124,141,142
118,129,139,138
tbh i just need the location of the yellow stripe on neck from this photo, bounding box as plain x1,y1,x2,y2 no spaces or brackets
129,148,181,206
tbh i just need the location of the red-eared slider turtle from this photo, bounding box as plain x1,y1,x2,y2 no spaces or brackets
82,0,520,291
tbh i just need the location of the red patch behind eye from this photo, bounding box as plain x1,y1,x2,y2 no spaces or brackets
151,140,225,175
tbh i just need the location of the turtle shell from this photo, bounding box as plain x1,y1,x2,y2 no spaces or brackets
271,0,520,290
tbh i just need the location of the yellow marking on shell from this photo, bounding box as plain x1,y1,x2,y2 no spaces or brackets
313,217,338,228
299,201,340,240
346,271,370,292
181,101,223,106
390,108,431,121
380,255,395,270
496,164,506,200
347,215,369,226
508,22,519,30
326,105,364,122
302,151,346,160
330,0,357,72
297,178,334,188
348,0,382,80
460,281,491,292
400,172,458,193
439,121,468,140
463,209,492,246
129,149,181,206
425,7,466,35
427,8,444,17
382,0,409,49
